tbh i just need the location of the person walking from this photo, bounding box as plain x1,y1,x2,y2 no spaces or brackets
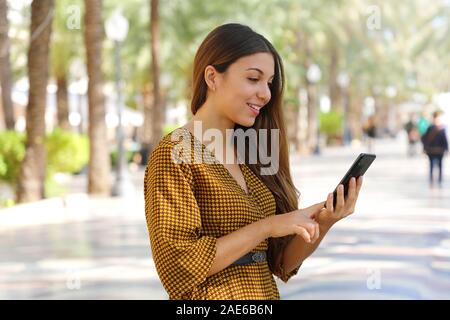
404,113,420,157
421,111,448,188
363,115,377,153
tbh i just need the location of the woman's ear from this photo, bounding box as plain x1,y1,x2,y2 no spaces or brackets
204,65,218,92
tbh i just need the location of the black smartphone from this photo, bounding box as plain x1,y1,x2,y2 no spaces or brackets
324,153,376,208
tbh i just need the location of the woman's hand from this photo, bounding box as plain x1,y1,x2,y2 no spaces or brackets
267,203,324,244
312,176,364,229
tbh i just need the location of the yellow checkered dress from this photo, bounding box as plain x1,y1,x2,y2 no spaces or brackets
144,128,299,300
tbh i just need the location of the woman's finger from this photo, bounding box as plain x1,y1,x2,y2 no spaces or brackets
327,192,334,213
313,222,320,242
294,226,311,243
335,184,345,213
304,222,316,239
344,206,355,218
356,176,363,195
346,177,356,205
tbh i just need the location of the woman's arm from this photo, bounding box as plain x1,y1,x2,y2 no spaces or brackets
282,223,332,274
209,177,364,278
283,176,364,274
207,218,270,277
207,210,319,277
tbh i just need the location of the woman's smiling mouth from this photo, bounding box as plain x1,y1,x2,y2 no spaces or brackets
247,103,261,116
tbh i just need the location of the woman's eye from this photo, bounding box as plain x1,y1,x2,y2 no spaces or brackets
248,78,272,88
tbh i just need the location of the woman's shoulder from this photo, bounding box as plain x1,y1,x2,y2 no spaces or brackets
150,128,186,153
145,128,200,188
148,127,197,167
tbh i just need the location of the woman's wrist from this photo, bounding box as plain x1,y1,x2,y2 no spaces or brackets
261,215,274,238
318,219,334,232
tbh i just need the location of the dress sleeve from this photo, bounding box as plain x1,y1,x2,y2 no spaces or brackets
268,236,301,283
277,262,301,283
144,143,217,299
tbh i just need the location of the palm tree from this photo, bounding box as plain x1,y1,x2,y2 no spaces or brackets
51,0,77,131
0,0,15,130
143,0,163,158
52,38,71,130
17,0,54,203
84,0,111,195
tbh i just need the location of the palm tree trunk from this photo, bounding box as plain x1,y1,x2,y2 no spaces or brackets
305,78,318,153
290,84,303,153
302,35,318,154
296,87,309,154
328,40,341,113
142,85,152,163
148,0,163,155
84,0,111,195
17,0,54,203
56,75,70,130
0,0,15,130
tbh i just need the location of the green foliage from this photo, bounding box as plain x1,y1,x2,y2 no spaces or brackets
0,156,6,176
0,129,89,200
319,110,343,138
0,131,26,185
0,198,15,208
45,176,68,198
110,149,135,167
45,128,89,176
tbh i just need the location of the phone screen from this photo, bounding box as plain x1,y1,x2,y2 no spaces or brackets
326,153,376,208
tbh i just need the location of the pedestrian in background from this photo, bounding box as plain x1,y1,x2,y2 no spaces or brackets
404,113,420,157
363,115,377,153
421,111,448,188
417,112,430,138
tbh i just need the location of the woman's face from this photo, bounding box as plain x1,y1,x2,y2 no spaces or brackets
211,52,275,127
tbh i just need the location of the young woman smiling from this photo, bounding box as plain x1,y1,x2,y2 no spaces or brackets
144,23,364,300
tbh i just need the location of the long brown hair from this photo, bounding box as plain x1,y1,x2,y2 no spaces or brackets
190,23,300,278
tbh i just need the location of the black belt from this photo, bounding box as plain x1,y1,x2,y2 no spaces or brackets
230,251,267,267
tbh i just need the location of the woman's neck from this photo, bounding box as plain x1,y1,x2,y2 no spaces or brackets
189,103,235,142
184,103,237,163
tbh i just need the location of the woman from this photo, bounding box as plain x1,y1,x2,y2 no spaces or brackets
144,23,364,300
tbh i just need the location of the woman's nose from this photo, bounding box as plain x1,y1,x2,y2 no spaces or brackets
257,84,271,105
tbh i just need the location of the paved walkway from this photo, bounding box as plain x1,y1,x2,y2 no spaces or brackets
283,135,450,299
0,133,449,299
